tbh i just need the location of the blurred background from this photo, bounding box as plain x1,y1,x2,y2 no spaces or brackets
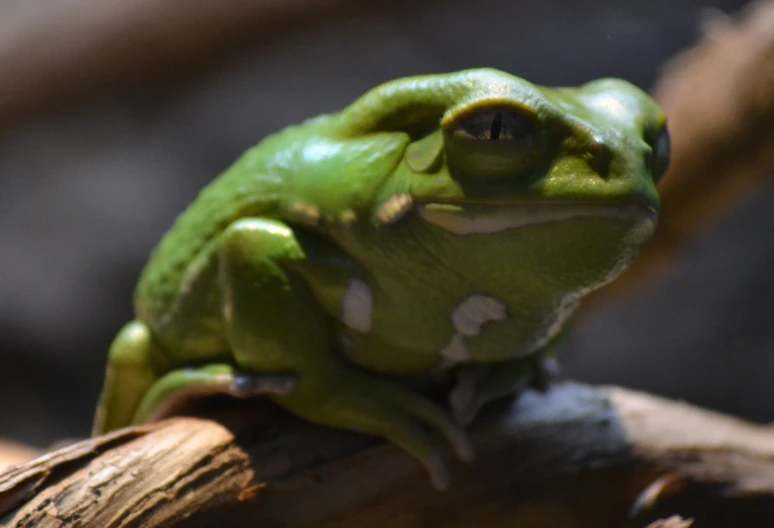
0,0,772,450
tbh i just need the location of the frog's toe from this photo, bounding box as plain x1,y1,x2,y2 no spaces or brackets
449,364,498,427
449,377,480,427
384,385,476,463
425,451,452,491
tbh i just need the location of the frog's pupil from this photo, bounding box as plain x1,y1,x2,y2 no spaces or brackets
490,111,503,140
453,107,534,143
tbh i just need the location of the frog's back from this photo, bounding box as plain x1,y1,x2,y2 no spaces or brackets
133,122,315,330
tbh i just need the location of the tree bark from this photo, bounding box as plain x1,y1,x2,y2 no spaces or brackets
1,383,773,527
0,442,39,473
646,518,693,528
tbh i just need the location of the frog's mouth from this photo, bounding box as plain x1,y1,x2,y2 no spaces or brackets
416,202,657,235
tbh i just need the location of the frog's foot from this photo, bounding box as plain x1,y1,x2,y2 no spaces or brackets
93,320,162,435
134,363,296,423
276,370,475,491
450,358,538,426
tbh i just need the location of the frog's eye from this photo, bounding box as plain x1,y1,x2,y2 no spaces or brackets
650,125,671,183
452,108,535,146
445,107,538,178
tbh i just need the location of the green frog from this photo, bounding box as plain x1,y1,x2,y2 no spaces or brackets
93,68,669,490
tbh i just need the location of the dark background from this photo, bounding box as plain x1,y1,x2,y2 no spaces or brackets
1,0,771,447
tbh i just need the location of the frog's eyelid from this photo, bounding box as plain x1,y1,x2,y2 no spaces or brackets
442,97,540,127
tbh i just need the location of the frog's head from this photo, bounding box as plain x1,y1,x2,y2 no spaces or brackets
384,69,668,231
341,68,669,302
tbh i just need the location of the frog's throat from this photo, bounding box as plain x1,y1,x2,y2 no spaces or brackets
415,202,657,236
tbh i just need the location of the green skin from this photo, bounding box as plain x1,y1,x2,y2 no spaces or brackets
93,68,669,490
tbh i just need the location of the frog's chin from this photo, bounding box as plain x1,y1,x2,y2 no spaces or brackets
415,202,657,236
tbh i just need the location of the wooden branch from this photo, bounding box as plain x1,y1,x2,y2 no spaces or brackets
0,441,39,473
646,518,694,528
3,2,774,527
2,382,773,527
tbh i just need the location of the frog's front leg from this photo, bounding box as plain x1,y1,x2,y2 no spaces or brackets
449,336,563,426
218,218,474,490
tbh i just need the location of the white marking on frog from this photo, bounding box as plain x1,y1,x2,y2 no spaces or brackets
375,193,413,225
524,215,658,354
440,295,508,365
417,203,654,235
290,203,321,226
525,297,582,354
338,210,357,226
440,334,469,363
342,278,373,333
451,295,507,336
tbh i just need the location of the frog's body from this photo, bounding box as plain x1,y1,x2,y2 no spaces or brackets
94,68,669,490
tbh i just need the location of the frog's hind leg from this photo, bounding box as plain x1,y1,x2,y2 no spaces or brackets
93,320,164,435
93,320,297,434
132,364,296,424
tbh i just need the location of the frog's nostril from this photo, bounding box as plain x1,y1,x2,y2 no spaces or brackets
585,137,612,178
589,139,613,165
